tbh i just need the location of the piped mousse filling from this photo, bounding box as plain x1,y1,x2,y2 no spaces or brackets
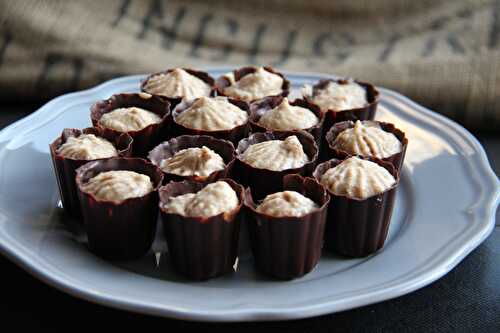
80,170,154,203
161,181,239,217
320,156,396,200
240,135,309,171
57,134,118,160
256,190,318,217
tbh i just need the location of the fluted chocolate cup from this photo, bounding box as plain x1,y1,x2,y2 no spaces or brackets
304,78,379,125
49,127,133,218
313,157,399,257
235,131,319,200
75,158,164,260
91,93,171,157
159,179,245,281
141,68,215,108
249,96,325,145
215,66,290,102
171,97,250,146
244,174,330,279
325,120,408,173
148,135,236,184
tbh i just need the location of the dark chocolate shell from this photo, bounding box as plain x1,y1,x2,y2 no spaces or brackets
140,68,215,108
312,157,399,257
90,93,171,157
75,157,164,260
49,127,133,218
249,96,324,145
215,66,290,102
148,135,236,184
305,78,379,124
234,130,319,200
158,179,245,281
325,120,408,173
171,97,250,146
244,174,330,279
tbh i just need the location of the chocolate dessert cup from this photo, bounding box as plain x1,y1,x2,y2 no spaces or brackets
313,157,399,257
75,158,164,260
249,96,324,145
215,66,290,102
304,78,379,126
244,174,330,279
148,135,236,184
90,93,171,157
159,179,245,281
141,68,215,108
49,127,133,218
235,131,319,200
171,97,250,146
325,120,408,172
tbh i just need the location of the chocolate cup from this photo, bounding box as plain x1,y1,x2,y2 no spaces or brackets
313,157,399,257
325,120,408,173
244,174,330,280
305,78,379,124
158,179,244,281
235,131,319,200
140,68,215,108
75,158,164,260
49,128,133,218
171,97,251,146
148,135,236,184
90,93,171,157
249,96,325,145
215,66,290,102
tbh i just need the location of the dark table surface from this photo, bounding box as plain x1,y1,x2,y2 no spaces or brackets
0,103,498,332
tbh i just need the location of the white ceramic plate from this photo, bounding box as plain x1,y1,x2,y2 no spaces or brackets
0,68,498,322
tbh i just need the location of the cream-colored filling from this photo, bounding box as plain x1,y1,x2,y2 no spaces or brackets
99,107,161,132
81,170,154,202
175,96,248,131
332,121,402,159
257,98,319,131
320,156,396,200
142,68,211,100
57,134,118,160
305,80,367,112
160,146,226,177
256,191,318,217
162,181,239,217
240,135,309,171
223,67,283,102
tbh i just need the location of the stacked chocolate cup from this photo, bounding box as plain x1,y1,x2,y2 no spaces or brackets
50,66,408,281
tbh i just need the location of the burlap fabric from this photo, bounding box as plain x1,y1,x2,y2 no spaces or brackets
0,0,499,130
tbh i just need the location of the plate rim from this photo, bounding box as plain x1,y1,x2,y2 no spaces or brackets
0,68,498,322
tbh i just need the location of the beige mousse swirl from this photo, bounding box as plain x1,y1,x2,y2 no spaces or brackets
98,107,161,132
332,121,402,159
257,98,319,131
256,190,318,217
304,80,367,112
80,170,154,203
320,156,396,200
175,97,248,131
159,146,226,177
142,68,211,100
240,135,309,171
162,181,239,217
57,134,118,160
223,67,283,102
